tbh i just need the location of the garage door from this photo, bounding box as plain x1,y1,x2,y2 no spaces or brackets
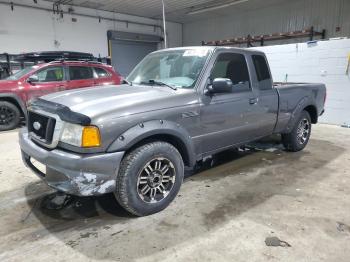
111,40,157,77
108,31,161,77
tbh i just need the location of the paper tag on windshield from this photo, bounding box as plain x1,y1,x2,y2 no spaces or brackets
183,49,208,57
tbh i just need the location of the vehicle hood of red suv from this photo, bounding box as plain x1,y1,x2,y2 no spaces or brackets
0,79,21,91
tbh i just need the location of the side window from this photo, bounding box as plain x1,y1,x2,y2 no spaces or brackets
210,53,250,93
32,66,64,82
94,67,110,78
69,66,93,80
252,55,272,90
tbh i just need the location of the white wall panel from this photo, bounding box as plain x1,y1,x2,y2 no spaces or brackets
252,39,350,126
0,0,182,57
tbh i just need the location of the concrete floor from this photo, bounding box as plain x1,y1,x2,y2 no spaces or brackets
1,124,350,262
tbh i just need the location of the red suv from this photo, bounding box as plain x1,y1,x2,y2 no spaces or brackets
0,61,121,131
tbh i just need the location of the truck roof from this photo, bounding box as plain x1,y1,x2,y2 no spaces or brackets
152,46,265,55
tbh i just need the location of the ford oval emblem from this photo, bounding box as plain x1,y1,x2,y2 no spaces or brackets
33,121,41,131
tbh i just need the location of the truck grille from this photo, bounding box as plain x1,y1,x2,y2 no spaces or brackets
28,111,56,144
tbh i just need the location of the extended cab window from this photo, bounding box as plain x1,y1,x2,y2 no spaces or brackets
94,67,110,78
211,53,250,92
69,66,93,80
32,66,64,82
252,55,272,90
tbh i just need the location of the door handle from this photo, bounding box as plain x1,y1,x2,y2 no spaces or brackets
249,98,258,105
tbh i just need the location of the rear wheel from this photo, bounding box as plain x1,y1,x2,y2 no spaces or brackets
114,141,184,216
282,110,312,152
0,101,21,131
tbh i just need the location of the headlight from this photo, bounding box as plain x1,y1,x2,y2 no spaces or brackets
60,123,101,147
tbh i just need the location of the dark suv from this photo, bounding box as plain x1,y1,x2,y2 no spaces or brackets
0,61,121,131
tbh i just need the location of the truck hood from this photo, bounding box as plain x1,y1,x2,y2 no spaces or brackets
41,84,194,119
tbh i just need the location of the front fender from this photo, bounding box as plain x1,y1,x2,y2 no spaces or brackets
0,93,27,116
107,120,196,167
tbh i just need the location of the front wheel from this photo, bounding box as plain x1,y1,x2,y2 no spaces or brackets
114,142,184,216
282,110,312,152
0,101,21,131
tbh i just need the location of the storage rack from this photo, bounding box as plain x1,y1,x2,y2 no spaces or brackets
202,27,326,47
15,51,94,63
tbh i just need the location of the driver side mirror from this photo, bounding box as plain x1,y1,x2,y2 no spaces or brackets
27,75,39,84
206,78,233,95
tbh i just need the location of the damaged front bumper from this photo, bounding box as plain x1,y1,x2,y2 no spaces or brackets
19,128,125,196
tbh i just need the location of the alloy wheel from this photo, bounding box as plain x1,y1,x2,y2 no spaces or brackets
0,105,15,126
296,118,310,145
137,157,176,203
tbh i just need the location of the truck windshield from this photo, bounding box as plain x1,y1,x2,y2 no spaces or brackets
127,48,211,89
5,66,37,80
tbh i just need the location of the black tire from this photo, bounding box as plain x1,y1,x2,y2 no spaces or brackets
0,101,21,131
282,110,312,152
114,141,184,216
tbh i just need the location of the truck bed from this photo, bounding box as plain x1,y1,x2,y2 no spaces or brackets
273,82,326,133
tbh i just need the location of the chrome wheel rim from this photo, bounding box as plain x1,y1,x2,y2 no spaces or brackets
296,118,310,145
137,157,176,203
0,106,15,126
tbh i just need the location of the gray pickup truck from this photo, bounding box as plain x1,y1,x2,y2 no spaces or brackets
19,47,326,216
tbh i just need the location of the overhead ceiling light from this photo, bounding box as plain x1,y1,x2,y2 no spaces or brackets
187,0,249,15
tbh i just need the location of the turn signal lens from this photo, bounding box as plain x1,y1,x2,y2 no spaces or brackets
82,126,101,147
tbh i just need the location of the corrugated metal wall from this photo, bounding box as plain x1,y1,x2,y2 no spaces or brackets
183,0,350,46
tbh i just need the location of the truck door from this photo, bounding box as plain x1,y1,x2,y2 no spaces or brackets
199,52,261,153
250,54,279,136
26,65,67,100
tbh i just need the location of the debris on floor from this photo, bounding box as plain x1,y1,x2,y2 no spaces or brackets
80,232,98,239
41,192,73,210
265,236,291,247
336,222,350,233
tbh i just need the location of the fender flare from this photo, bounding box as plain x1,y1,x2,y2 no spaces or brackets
0,93,27,118
107,120,197,167
284,96,317,133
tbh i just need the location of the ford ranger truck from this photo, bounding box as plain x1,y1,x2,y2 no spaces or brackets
19,47,326,216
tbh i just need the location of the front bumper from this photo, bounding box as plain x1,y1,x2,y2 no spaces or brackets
19,128,125,196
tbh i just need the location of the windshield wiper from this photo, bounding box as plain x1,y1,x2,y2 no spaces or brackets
145,79,177,90
122,79,133,86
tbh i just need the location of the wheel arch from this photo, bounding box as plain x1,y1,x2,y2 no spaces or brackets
283,95,318,133
303,105,318,124
0,93,27,119
107,120,197,168
126,133,193,167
